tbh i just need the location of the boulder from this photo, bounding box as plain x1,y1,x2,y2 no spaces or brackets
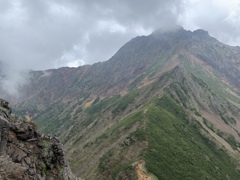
12,122,35,141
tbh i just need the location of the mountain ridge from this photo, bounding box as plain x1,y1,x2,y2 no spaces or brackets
13,27,240,105
5,27,240,179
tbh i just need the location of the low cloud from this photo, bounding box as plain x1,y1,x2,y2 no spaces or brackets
179,0,240,46
0,61,28,96
0,0,240,96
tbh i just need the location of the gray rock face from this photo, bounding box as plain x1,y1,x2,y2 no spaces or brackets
0,98,80,180
12,122,36,141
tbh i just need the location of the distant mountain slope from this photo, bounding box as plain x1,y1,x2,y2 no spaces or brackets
9,26,240,179
64,66,240,179
16,26,240,105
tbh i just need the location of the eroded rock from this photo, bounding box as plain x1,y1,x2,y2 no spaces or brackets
0,99,80,180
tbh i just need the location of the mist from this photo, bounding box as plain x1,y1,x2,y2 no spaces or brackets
0,0,240,96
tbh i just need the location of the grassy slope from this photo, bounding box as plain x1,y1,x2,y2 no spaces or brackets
90,94,240,179
60,65,240,179
179,54,240,104
26,65,240,179
144,95,239,179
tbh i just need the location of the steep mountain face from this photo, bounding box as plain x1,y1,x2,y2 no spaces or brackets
7,26,240,179
15,27,240,105
0,98,79,179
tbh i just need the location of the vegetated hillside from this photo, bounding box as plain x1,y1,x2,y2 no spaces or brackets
10,26,240,179
63,66,240,179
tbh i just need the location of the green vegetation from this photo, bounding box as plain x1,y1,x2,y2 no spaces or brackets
132,127,146,141
219,112,237,125
154,94,187,122
190,74,208,88
99,148,135,179
225,135,240,150
112,90,139,115
194,111,202,117
95,94,240,179
96,110,144,141
0,106,7,112
202,117,216,132
99,150,114,172
128,74,145,90
41,163,47,177
96,110,145,178
72,135,82,145
143,95,240,179
146,52,172,78
81,114,99,127
203,117,240,150
85,95,120,115
99,153,133,179
169,83,189,107
92,96,100,105
151,174,159,180
179,54,240,104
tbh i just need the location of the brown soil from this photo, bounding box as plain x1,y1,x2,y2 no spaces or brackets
194,114,236,154
182,50,216,78
84,98,96,108
226,88,240,100
25,114,32,122
120,88,129,96
134,160,151,180
202,111,240,142
138,54,180,89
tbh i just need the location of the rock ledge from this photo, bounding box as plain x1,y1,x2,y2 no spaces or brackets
0,98,80,180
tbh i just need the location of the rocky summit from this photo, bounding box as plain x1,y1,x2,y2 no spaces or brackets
0,98,79,180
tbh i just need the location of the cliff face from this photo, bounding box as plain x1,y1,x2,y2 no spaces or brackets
0,98,79,180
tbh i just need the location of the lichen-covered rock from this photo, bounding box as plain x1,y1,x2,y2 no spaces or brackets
0,99,80,180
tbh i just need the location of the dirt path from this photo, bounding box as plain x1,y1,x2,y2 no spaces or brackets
135,111,151,180
143,108,148,130
134,161,151,180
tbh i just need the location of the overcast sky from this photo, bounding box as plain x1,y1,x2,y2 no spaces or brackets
1,0,240,95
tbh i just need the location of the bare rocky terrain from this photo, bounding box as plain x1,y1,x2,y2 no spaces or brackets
0,98,79,180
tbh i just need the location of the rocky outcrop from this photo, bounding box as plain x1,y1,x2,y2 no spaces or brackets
0,98,79,180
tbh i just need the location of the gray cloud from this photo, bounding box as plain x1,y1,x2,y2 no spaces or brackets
179,0,240,46
0,0,240,96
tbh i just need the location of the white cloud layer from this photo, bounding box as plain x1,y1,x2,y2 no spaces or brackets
0,0,240,95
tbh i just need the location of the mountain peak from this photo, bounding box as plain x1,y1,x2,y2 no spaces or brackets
193,29,210,38
150,25,192,41
151,26,212,39
148,26,216,46
151,25,185,35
